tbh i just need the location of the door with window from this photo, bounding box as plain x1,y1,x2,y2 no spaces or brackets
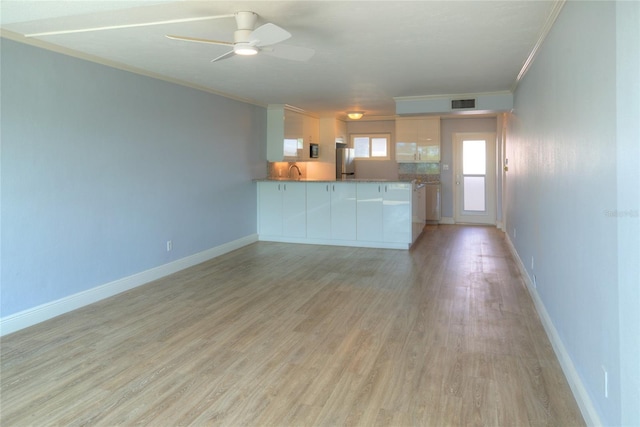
453,133,496,225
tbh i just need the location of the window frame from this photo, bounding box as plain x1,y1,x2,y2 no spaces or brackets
349,133,391,160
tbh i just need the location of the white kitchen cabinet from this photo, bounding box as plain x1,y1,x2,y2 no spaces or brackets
425,184,441,222
412,184,427,242
330,182,357,240
258,180,413,249
306,182,331,239
395,117,441,163
267,105,319,162
301,113,319,161
258,181,306,237
356,183,383,242
356,182,412,244
383,183,412,243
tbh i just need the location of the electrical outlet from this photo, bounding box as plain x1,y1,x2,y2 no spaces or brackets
166,240,172,252
602,366,609,398
531,256,535,270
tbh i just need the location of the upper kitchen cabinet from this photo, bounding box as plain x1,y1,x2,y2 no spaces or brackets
267,105,319,162
395,116,441,163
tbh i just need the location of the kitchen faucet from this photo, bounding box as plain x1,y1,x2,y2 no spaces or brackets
288,164,302,179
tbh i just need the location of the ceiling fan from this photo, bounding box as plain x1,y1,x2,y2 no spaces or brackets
166,11,314,63
25,11,314,63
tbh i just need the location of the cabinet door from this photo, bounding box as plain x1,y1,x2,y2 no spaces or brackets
412,185,426,242
416,117,440,162
356,183,383,242
282,182,306,237
383,183,412,243
306,182,331,239
258,181,283,236
302,115,320,161
331,182,357,240
395,119,419,162
396,142,417,162
425,185,441,221
419,186,427,222
285,110,304,159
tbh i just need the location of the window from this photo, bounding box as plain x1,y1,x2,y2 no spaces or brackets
350,133,390,159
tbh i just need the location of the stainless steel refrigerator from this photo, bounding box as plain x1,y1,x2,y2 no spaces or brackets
336,143,355,180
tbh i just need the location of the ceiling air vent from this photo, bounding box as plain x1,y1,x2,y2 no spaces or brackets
451,99,476,109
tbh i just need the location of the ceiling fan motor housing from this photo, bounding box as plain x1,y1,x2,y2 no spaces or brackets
233,11,259,54
235,11,258,31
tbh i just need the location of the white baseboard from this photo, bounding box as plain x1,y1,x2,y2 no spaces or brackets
439,216,455,224
504,235,601,427
0,234,258,337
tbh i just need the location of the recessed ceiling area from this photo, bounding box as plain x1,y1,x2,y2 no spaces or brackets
0,1,559,118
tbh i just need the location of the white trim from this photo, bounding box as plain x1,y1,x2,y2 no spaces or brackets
0,234,258,337
504,234,602,427
512,0,566,90
439,216,455,225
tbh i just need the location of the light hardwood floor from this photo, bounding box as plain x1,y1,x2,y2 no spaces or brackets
1,225,584,426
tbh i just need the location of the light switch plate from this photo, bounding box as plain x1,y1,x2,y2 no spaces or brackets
442,164,449,170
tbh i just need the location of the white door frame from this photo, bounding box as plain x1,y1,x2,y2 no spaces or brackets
453,132,497,225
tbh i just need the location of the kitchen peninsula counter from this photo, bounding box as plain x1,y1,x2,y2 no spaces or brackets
254,178,413,183
256,179,424,250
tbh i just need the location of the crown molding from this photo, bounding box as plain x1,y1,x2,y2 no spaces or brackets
512,0,566,90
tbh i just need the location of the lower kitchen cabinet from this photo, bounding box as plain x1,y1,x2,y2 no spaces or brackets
382,183,412,243
356,183,383,242
412,184,427,242
330,182,357,240
258,181,306,238
357,182,412,243
306,182,331,239
258,180,418,249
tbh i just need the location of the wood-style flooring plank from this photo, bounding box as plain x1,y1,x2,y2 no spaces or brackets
0,225,585,426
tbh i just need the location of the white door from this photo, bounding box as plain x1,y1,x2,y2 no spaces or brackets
453,133,497,225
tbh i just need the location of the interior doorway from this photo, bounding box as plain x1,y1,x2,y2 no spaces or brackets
453,132,497,225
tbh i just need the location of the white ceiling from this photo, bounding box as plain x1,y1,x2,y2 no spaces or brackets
1,1,558,118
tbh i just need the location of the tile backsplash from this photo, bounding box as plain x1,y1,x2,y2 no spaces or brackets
398,163,440,183
267,161,308,179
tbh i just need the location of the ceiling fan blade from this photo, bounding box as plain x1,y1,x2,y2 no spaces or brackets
250,23,291,47
263,44,315,62
210,50,236,63
166,34,233,47
25,14,234,38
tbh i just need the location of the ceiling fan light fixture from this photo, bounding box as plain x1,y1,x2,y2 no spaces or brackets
347,111,364,120
234,44,258,56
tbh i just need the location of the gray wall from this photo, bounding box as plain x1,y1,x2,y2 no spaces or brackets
440,117,497,218
346,120,398,180
1,39,266,317
506,1,639,425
